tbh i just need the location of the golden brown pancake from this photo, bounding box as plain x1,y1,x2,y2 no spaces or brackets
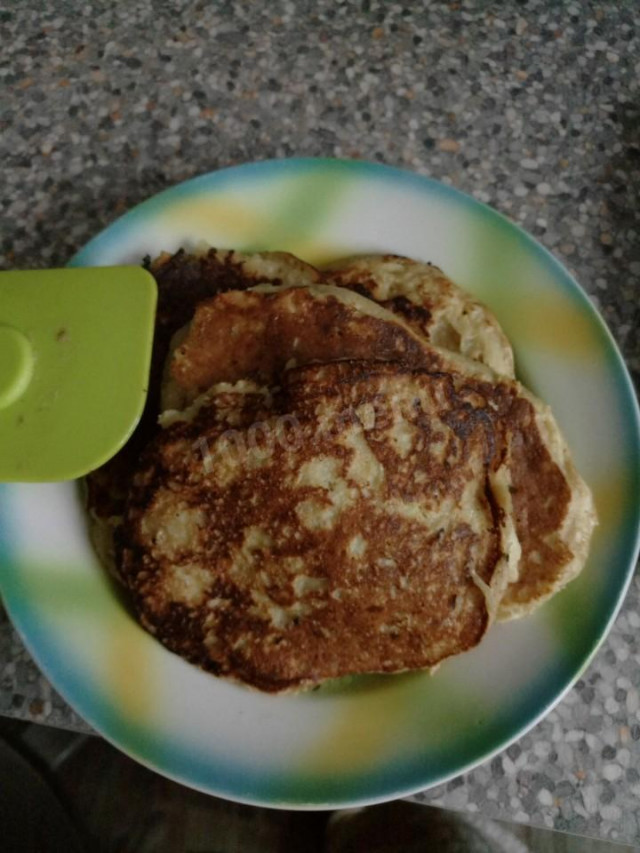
121,360,519,692
161,283,493,411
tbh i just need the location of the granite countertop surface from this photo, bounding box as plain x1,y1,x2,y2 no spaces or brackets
1,0,639,845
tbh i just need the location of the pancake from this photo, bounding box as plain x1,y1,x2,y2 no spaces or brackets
160,282,595,624
88,248,595,672
325,255,515,377
121,360,520,692
161,282,494,411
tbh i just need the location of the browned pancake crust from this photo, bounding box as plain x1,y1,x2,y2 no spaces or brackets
303,363,578,616
120,360,524,692
166,285,468,409
504,410,573,609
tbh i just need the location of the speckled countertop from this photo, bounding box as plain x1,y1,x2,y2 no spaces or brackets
1,0,639,845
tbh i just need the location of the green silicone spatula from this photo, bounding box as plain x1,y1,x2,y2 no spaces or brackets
0,267,157,482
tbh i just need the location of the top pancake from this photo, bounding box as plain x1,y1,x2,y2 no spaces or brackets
121,360,519,692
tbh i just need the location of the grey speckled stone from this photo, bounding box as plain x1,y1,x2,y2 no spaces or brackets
415,579,640,845
1,0,639,846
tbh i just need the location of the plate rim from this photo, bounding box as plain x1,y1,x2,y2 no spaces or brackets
2,156,639,809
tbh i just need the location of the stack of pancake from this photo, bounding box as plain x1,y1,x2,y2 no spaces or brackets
87,249,596,693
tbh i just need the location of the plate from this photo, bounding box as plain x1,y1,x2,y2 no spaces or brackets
1,158,639,808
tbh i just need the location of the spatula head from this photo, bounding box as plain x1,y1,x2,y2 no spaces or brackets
0,267,157,482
